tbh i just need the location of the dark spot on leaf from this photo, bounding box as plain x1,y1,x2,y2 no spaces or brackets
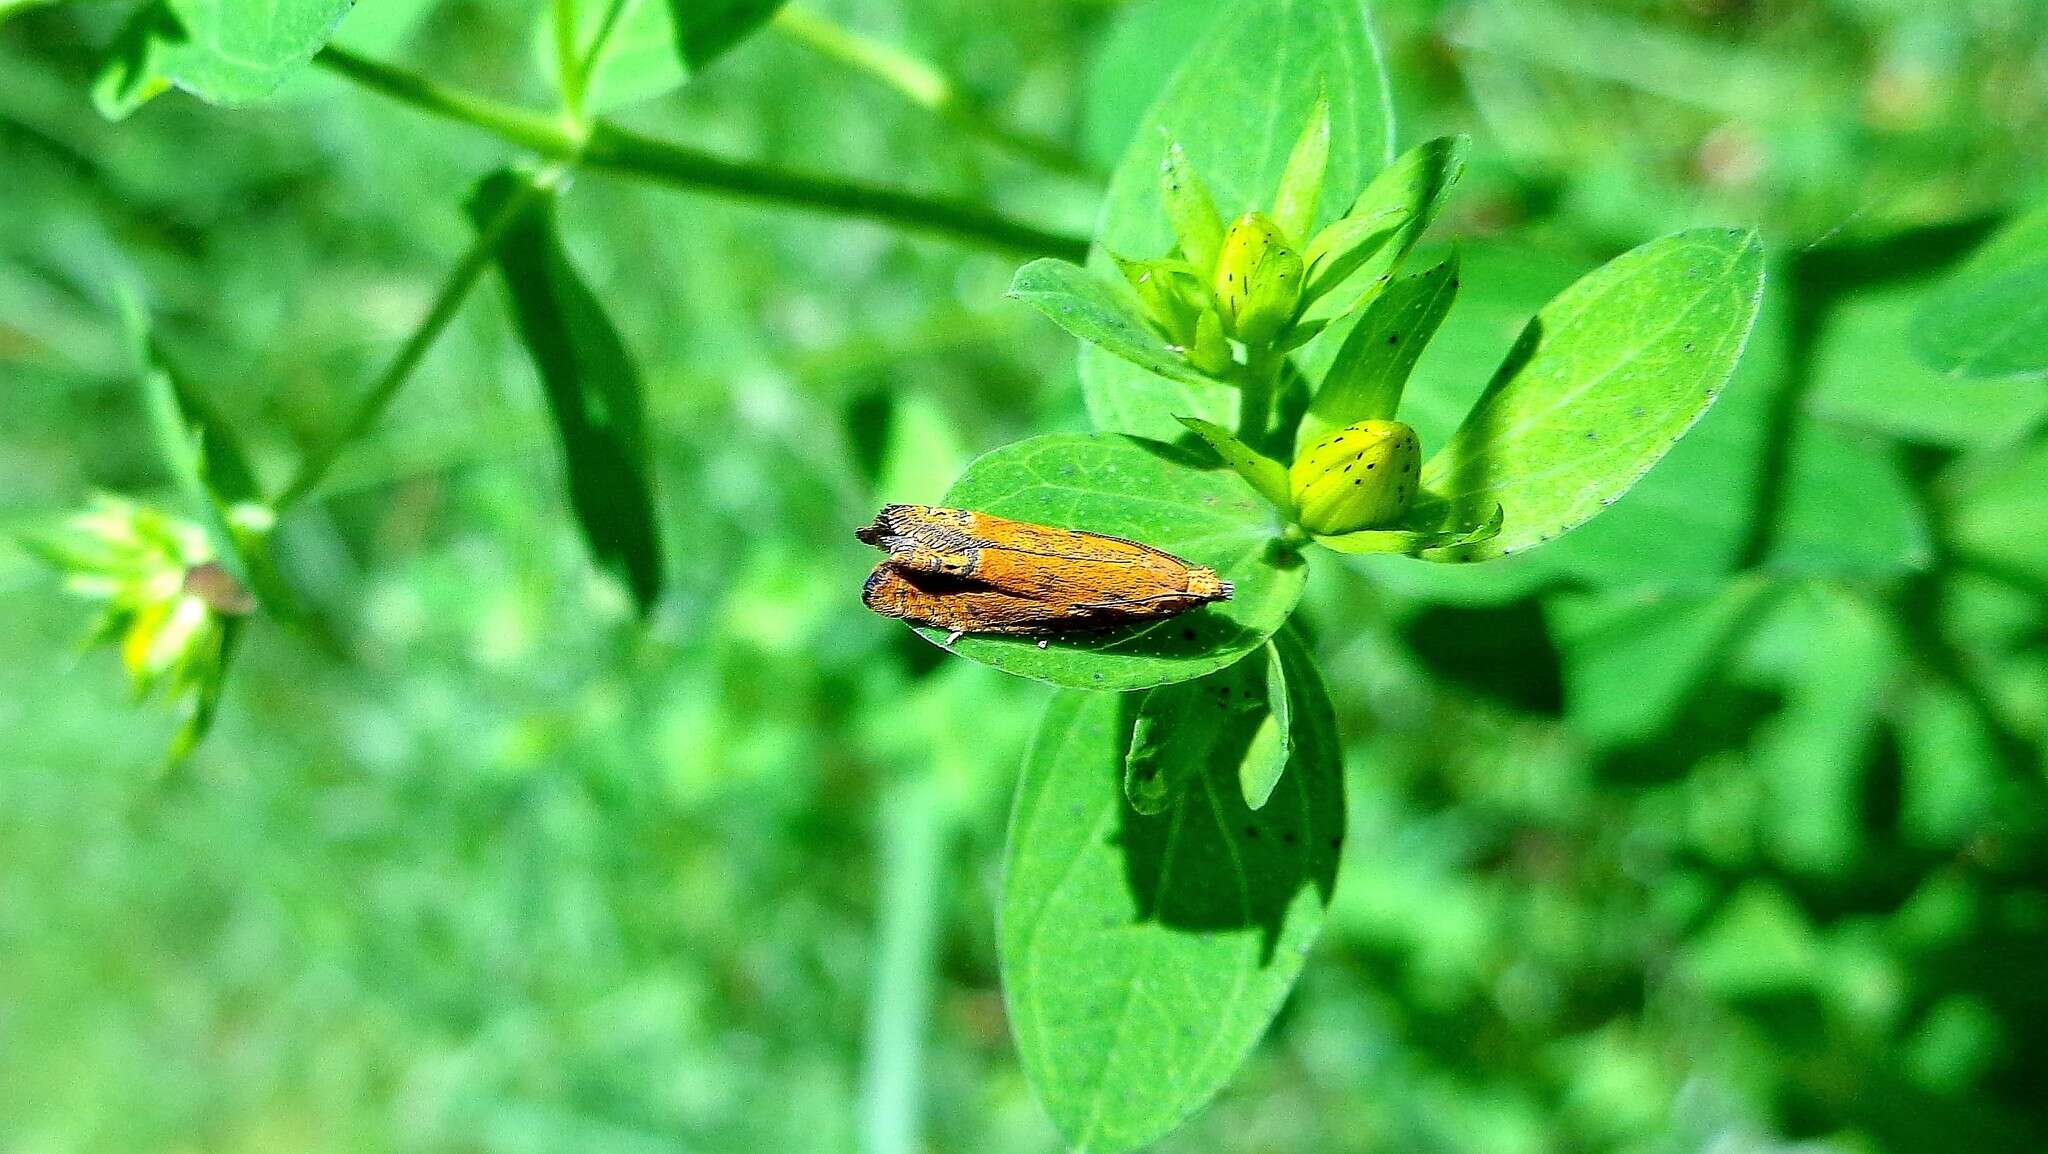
1182,627,1196,639
1282,831,1297,845
1366,462,1376,469
1328,837,1342,850
1244,826,1260,839
1387,334,1399,345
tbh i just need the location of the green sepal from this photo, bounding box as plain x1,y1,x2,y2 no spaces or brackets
1160,139,1226,275
1311,492,1504,556
1175,415,1294,515
1300,134,1469,321
1271,92,1331,241
1112,254,1210,346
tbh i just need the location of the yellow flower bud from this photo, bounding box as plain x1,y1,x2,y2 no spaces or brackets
1213,212,1303,347
1288,420,1421,534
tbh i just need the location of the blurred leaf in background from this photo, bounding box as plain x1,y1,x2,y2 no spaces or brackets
4,0,2048,1152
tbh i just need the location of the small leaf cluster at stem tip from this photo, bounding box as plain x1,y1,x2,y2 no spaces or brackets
1135,100,1487,550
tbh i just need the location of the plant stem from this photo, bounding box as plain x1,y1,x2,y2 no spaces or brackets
1238,342,1283,447
274,177,547,510
316,45,576,157
859,769,949,1154
566,0,633,122
312,47,1090,261
578,123,1088,259
552,0,583,121
773,4,1100,182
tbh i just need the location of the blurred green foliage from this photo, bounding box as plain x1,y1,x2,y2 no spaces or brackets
3,1,2047,1152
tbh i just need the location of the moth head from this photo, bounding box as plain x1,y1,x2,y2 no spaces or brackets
1186,567,1233,602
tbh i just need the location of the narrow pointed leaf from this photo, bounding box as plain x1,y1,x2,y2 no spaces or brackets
1011,259,1219,388
1160,141,1225,275
467,168,664,613
1299,254,1461,451
1422,227,1766,562
1300,134,1469,322
1174,416,1293,514
1002,653,1342,1152
1271,94,1331,241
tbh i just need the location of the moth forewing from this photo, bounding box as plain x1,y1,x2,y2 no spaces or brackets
855,505,1233,638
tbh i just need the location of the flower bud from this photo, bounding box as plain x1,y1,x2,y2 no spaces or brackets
1213,212,1303,347
1288,420,1421,534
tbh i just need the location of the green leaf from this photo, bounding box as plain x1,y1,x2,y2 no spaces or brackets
928,433,1306,692
1173,416,1291,515
1270,94,1331,242
1299,253,1460,451
1010,259,1218,389
1124,655,1262,815
1080,0,1231,167
1548,579,1771,746
1240,636,1294,810
466,168,664,614
1299,135,1469,323
93,0,355,116
1081,0,1394,443
1814,278,2048,448
1911,201,2048,379
1422,227,1766,562
1002,653,1342,1152
0,0,57,24
664,0,783,73
1764,420,1931,579
1945,438,2048,584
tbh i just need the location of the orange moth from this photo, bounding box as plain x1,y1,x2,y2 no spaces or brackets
856,504,1233,646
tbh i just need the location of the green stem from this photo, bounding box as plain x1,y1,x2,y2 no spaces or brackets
552,0,582,121
1238,342,1283,447
566,0,633,121
274,177,548,510
860,769,949,1154
317,45,576,157
579,123,1088,259
773,4,1100,182
312,47,1090,261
